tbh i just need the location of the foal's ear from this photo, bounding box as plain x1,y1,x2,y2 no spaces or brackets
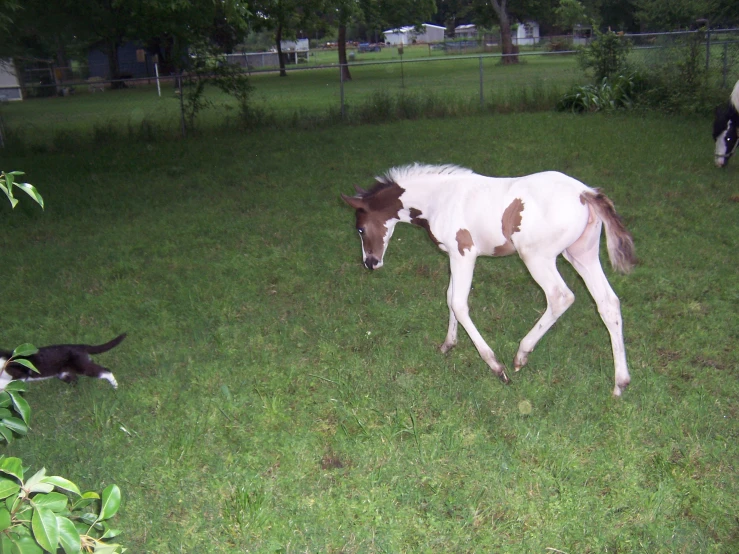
341,193,365,210
354,185,367,195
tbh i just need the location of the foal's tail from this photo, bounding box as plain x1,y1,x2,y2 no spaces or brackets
85,333,127,355
581,191,636,274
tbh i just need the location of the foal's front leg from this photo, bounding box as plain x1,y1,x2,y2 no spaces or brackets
445,255,509,383
440,274,458,353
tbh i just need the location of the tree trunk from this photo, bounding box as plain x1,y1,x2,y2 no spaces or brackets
275,24,287,77
106,38,125,87
491,0,519,64
338,24,351,81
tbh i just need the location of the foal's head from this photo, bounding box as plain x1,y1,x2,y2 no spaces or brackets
713,105,739,168
341,180,405,270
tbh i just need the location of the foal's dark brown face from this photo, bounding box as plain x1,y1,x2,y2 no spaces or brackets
341,180,405,270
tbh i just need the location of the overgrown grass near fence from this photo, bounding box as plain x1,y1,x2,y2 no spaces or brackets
1,53,583,149
1,113,737,552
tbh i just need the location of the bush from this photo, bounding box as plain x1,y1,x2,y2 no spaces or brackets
578,29,632,82
557,73,639,113
632,31,720,114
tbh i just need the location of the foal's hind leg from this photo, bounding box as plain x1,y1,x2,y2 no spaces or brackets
514,255,575,372
564,229,631,396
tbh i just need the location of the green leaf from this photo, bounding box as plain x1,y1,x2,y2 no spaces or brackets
31,492,68,513
101,526,122,539
93,543,124,553
0,458,23,481
0,507,10,532
78,513,98,527
0,393,12,408
0,533,12,554
11,345,37,359
42,477,80,497
2,382,27,393
32,506,59,553
0,418,27,436
0,410,12,419
97,485,121,521
0,478,20,500
6,394,30,425
25,469,53,494
8,535,43,554
0,424,14,445
14,183,44,209
8,359,38,374
57,516,81,554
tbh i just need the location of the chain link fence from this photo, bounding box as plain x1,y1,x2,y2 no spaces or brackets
2,29,738,148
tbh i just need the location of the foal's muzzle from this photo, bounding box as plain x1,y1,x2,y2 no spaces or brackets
364,256,381,270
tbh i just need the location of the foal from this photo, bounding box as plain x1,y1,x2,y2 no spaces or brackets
342,164,636,396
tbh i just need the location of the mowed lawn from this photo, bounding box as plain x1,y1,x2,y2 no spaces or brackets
1,112,737,552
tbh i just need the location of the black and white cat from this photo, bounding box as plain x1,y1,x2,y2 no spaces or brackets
0,333,126,390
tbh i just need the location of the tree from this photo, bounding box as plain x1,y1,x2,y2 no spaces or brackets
327,0,360,81
555,0,589,32
250,0,319,77
634,0,719,31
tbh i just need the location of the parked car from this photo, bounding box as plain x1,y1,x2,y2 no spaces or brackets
358,43,382,53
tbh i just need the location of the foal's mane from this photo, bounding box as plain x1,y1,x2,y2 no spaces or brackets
378,163,474,186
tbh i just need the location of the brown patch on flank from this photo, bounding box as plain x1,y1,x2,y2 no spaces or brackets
493,198,524,256
409,207,440,245
455,229,474,255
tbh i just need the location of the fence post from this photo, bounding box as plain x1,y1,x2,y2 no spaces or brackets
479,56,484,109
722,42,728,88
340,63,346,121
705,27,711,71
178,71,186,138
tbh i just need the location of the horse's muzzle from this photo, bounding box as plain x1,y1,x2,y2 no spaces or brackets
363,256,382,270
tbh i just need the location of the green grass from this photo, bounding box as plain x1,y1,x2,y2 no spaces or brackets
1,53,583,147
1,112,738,552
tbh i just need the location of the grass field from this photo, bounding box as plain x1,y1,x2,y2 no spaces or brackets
1,112,738,552
1,52,583,148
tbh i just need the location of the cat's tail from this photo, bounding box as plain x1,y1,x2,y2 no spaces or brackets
86,333,127,355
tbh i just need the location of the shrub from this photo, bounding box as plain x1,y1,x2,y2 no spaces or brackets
578,29,632,82
557,74,639,113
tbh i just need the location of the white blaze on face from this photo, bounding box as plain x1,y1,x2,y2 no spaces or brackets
715,128,729,167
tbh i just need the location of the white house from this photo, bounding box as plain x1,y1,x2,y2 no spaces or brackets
383,24,446,45
0,59,22,101
280,38,309,63
455,24,478,39
514,21,540,46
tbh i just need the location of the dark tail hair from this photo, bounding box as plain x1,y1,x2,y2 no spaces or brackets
85,333,127,355
581,191,636,274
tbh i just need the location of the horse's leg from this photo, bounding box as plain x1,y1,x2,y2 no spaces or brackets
447,256,509,382
440,273,458,353
514,255,575,372
563,227,630,397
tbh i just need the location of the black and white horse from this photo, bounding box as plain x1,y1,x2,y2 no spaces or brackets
713,79,739,168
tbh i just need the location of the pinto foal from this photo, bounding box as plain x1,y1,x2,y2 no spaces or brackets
342,164,636,396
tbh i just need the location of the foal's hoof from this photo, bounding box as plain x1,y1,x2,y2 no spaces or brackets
497,370,511,384
513,351,529,372
439,341,456,354
613,379,630,397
